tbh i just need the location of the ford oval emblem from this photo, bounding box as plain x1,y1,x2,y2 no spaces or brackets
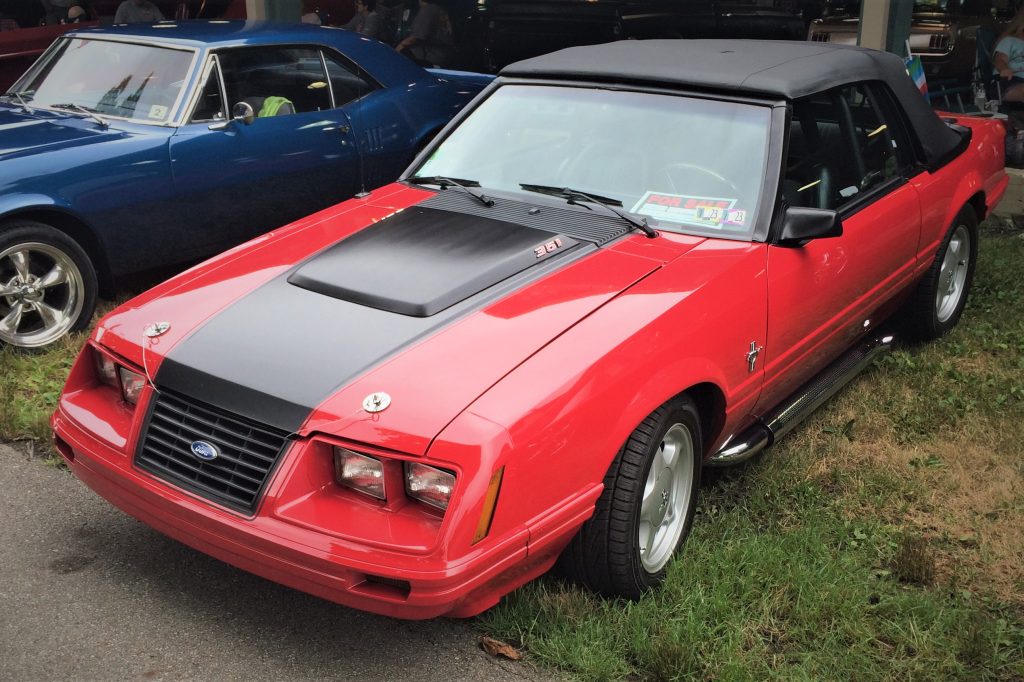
190,440,220,461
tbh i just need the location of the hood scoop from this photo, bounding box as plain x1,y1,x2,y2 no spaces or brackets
288,206,580,317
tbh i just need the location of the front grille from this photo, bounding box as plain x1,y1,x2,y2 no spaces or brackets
135,390,292,514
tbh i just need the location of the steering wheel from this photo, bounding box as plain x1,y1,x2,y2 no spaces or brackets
663,162,743,199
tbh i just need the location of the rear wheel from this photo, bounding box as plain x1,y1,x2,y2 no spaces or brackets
559,396,702,599
902,206,978,341
0,222,97,349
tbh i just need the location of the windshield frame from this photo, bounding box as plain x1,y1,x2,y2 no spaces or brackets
8,34,202,128
403,77,786,244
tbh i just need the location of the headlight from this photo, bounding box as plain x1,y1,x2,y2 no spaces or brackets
93,347,146,406
93,349,118,388
334,447,386,500
117,366,146,405
405,462,456,511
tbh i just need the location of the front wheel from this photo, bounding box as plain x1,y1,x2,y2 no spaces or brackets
902,206,978,341
0,221,98,349
558,396,702,599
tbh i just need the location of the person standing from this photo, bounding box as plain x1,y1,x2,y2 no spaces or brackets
114,0,164,23
344,0,383,40
395,0,454,67
993,15,1024,98
301,0,322,24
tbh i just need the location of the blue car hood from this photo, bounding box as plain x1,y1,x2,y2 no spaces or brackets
0,106,123,160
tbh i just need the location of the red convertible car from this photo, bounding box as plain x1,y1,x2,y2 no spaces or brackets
52,40,1007,619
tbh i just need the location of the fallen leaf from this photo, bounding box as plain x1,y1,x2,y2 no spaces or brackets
480,636,522,661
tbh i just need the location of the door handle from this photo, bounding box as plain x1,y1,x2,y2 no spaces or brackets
338,124,351,134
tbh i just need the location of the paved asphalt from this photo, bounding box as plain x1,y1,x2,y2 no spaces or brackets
0,443,557,681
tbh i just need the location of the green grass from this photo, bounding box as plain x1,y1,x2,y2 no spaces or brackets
479,219,1024,680
0,299,121,452
2,222,1022,679
0,331,89,449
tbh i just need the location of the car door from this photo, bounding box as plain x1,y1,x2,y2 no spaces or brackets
321,47,418,191
168,46,360,254
755,82,922,412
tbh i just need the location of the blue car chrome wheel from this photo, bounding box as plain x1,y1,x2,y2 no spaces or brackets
0,223,96,349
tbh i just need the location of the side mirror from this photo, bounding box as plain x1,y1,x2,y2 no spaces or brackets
777,205,843,247
231,101,256,125
208,101,255,130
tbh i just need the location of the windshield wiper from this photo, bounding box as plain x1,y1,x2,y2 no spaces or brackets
51,103,109,129
1,91,34,112
519,183,657,238
406,175,494,207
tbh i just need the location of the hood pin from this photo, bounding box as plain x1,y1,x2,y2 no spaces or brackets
362,392,391,414
143,321,171,338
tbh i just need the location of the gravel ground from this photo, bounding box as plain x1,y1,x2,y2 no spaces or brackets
0,443,557,682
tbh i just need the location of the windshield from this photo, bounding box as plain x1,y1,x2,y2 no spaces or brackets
12,38,194,124
414,85,772,239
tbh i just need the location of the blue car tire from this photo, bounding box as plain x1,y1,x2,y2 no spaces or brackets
0,221,97,349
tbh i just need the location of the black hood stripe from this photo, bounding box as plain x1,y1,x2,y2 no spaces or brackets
155,200,604,433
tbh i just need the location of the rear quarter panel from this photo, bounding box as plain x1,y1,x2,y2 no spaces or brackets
910,116,1006,276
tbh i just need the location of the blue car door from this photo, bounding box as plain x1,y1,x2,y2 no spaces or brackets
321,49,417,191
168,47,360,254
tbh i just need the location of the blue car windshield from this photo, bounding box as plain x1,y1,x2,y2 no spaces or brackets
14,38,194,124
414,84,772,239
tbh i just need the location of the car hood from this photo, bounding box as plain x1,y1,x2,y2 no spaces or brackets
0,105,124,159
95,184,697,455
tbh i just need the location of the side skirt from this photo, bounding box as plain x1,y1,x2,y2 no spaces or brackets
708,334,895,466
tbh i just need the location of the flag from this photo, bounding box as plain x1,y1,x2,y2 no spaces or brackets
905,40,928,98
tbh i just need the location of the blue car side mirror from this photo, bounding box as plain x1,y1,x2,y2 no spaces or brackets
208,101,255,130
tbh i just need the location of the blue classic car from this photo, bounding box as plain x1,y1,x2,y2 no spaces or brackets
0,21,491,348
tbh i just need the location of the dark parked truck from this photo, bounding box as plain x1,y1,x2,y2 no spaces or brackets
472,0,806,70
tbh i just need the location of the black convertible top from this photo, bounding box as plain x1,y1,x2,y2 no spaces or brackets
502,40,965,168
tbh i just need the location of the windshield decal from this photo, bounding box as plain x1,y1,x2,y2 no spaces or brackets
148,105,169,120
629,192,742,230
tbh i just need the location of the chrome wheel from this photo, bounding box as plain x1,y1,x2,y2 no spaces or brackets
935,225,970,324
638,422,694,574
0,242,85,348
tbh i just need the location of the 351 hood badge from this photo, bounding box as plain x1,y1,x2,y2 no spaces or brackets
534,237,563,258
362,392,392,413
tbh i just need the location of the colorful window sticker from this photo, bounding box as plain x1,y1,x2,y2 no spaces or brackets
629,192,747,230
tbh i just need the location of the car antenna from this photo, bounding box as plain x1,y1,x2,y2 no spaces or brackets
353,64,369,199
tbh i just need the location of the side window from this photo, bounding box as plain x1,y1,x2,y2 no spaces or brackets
322,50,377,107
842,84,900,192
190,60,225,122
216,47,332,117
784,82,901,211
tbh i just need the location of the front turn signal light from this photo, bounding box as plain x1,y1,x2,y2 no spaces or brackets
472,466,504,544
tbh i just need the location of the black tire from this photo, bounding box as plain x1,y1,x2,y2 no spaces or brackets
902,206,978,342
558,396,702,599
0,221,98,349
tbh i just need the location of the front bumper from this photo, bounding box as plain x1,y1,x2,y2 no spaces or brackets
51,404,553,620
